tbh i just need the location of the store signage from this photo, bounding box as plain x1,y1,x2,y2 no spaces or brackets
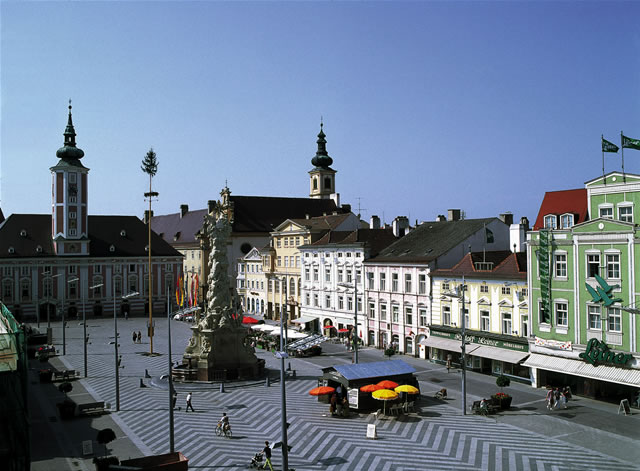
534,337,572,351
538,230,551,317
579,338,633,367
585,274,622,307
431,330,527,351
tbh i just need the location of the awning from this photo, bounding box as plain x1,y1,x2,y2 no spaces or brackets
523,353,640,387
292,315,317,325
470,345,529,364
419,336,465,351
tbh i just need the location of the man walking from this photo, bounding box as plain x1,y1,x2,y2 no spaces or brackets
186,392,195,412
262,441,273,471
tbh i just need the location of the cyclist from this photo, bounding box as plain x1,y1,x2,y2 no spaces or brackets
219,412,230,433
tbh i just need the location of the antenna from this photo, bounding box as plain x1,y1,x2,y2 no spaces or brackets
355,197,367,219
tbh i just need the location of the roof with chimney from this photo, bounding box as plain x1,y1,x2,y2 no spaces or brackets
0,214,181,259
150,208,209,248
368,217,500,264
301,228,397,258
431,250,527,281
532,188,588,230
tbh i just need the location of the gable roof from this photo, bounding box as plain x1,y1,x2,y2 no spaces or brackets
305,228,398,258
150,208,208,247
368,218,499,264
533,188,588,230
278,213,351,233
0,214,181,259
432,251,526,281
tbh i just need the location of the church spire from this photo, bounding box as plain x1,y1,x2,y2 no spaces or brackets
311,121,333,169
56,100,85,162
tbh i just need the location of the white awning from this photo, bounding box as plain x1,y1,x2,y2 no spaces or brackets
470,345,529,364
292,315,318,325
419,336,465,351
523,353,640,387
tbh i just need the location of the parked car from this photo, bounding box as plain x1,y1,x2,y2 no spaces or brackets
173,313,184,321
183,314,195,322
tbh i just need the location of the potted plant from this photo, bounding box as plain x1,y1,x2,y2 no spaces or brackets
94,428,119,471
384,347,396,360
56,398,76,420
493,375,512,409
39,369,53,383
58,382,73,394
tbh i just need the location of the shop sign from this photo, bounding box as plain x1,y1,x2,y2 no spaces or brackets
579,338,633,367
534,337,572,351
431,330,527,351
585,274,622,307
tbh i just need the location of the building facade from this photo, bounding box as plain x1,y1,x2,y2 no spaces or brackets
525,172,640,403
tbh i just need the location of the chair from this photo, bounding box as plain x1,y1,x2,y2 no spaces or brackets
405,402,415,413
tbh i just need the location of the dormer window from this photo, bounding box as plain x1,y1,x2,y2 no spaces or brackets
618,204,633,223
19,229,27,237
173,232,180,241
543,215,557,229
599,205,613,219
474,262,494,271
36,245,43,253
109,245,116,252
120,230,127,237
8,247,15,254
559,214,574,229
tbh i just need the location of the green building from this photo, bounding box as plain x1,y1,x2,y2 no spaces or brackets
525,172,640,405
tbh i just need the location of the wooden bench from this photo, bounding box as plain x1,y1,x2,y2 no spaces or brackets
52,369,78,381
471,400,500,416
77,401,106,416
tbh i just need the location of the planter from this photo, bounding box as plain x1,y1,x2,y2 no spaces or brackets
39,369,53,383
57,400,77,420
93,456,119,471
492,395,512,410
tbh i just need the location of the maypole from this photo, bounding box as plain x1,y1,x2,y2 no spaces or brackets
141,148,159,355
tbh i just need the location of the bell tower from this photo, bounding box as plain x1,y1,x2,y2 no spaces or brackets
309,121,337,199
50,102,90,255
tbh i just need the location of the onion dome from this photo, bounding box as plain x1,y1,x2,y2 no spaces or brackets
311,122,333,169
56,102,85,161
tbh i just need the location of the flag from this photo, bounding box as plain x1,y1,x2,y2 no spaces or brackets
194,274,199,305
622,134,640,150
602,137,619,153
175,277,180,305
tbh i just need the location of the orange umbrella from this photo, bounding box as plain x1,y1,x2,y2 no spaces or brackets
360,384,383,393
309,386,335,396
377,380,399,390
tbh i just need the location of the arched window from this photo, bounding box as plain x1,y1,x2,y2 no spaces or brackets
2,279,13,302
91,276,103,298
114,276,122,297
313,177,318,190
128,274,138,295
405,337,413,355
20,278,31,302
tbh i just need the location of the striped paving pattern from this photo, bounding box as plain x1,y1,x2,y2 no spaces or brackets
55,322,638,471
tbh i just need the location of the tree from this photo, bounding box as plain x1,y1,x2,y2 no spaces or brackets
141,148,159,354
384,347,396,360
96,428,117,457
496,374,511,392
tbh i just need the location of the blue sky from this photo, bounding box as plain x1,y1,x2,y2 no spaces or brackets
2,1,639,227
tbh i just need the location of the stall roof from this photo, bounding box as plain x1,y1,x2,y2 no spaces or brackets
322,359,416,381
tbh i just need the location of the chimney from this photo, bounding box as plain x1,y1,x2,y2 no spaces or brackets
342,204,351,213
180,204,189,218
520,216,530,230
447,209,461,221
305,214,310,219
143,210,154,224
500,213,514,225
370,215,380,229
393,216,409,237
207,200,216,213
331,192,340,208
436,215,446,222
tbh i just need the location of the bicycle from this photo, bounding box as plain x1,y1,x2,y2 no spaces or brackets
215,422,232,438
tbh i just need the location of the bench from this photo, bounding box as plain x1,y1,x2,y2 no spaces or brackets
471,400,500,416
77,401,106,416
52,369,78,381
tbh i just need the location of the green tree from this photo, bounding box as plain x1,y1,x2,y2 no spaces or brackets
141,148,158,177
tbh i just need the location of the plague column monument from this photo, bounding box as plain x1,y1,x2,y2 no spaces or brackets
180,198,261,381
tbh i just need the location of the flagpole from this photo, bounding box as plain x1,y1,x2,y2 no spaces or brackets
602,134,605,184
621,131,625,182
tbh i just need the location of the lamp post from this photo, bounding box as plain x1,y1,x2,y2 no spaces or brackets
337,281,359,364
115,290,138,411
167,289,174,452
442,275,468,416
43,271,63,348
275,275,289,471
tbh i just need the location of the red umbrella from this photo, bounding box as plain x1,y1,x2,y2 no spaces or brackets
338,328,350,333
323,325,335,330
242,316,259,324
377,380,399,390
309,386,336,396
360,384,383,393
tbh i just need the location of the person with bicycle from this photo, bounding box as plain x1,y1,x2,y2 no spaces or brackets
218,412,230,434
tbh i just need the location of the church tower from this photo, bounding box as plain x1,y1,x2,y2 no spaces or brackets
50,103,90,255
309,122,337,199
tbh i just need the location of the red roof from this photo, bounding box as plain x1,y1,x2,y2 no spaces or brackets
533,189,588,230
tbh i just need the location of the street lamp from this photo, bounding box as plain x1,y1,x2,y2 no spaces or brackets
69,277,92,378
167,288,175,452
43,271,63,349
114,289,138,411
275,275,289,471
337,281,359,364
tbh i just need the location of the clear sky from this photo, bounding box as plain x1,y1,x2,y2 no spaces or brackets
2,1,639,227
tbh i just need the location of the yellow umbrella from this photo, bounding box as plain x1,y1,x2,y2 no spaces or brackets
394,385,419,394
372,388,398,415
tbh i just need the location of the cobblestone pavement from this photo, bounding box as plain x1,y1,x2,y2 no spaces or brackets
30,317,640,471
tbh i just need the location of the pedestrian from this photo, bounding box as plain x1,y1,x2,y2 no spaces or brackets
329,393,337,416
137,331,142,343
545,388,555,410
336,384,343,400
559,389,568,409
124,310,128,321
172,392,178,410
186,392,195,412
262,441,273,471
446,354,452,373
132,331,137,343
553,388,561,410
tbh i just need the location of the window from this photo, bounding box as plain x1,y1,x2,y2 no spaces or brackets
405,274,412,292
599,206,613,219
555,302,568,327
19,279,30,301
521,315,529,337
325,295,331,308
338,296,344,310
560,214,574,229
521,287,528,296
392,305,399,323
346,252,352,258
277,256,282,267
544,215,557,229
480,310,490,331
337,270,343,283
305,293,310,306
606,253,620,279
380,304,387,321
501,286,511,295
357,297,362,313
607,307,621,332
418,274,426,294
129,264,136,273
43,278,53,298
92,277,103,297
367,272,374,289
442,281,449,291
313,294,319,307
587,253,600,278
480,284,489,293
379,273,386,290
128,275,138,294
443,305,451,326
405,307,413,324
554,253,567,278
68,265,77,275
2,266,12,277
347,297,353,311
588,305,601,329
325,267,331,282
392,273,399,291
346,269,352,283
2,280,12,301
295,256,300,268
114,277,122,297
68,279,77,299
276,239,281,248
502,312,512,335
356,269,361,285
369,302,376,319
419,308,427,327
284,256,288,267
114,265,122,274
313,267,319,282
284,238,288,247
539,301,550,324
619,205,633,223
